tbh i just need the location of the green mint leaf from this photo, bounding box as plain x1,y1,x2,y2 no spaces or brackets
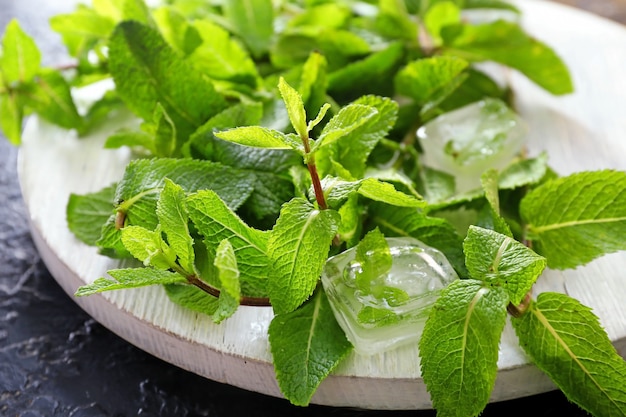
75,268,186,296
67,184,117,246
0,19,41,83
189,20,259,87
464,0,520,12
186,101,263,159
419,279,509,417
358,178,425,208
50,6,115,58
318,95,398,178
376,0,419,41
156,179,194,273
104,129,154,151
442,20,573,95
498,152,549,190
97,158,255,255
512,293,626,417
420,167,456,204
109,20,226,145
287,3,351,29
222,0,274,58
267,198,340,315
121,225,177,269
424,1,461,46
306,103,331,134
186,189,270,297
206,136,301,221
269,289,352,406
278,77,308,140
0,92,23,145
464,226,546,305
520,170,626,269
153,6,202,56
315,104,378,149
369,203,467,277
212,239,241,323
23,69,83,131
214,126,297,150
122,0,155,25
271,28,369,72
164,283,219,316
328,42,405,101
300,52,328,122
394,56,469,105
480,168,512,236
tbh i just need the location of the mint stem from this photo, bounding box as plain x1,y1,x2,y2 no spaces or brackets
301,134,328,210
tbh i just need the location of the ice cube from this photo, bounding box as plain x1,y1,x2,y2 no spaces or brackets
417,98,527,193
321,237,458,355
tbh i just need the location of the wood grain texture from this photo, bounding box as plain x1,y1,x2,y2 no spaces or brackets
16,0,626,410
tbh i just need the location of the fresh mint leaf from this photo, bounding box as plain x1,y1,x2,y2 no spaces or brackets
424,1,461,46
75,268,186,296
0,92,23,145
153,6,202,56
97,158,255,255
188,19,259,87
214,126,297,150
315,104,378,149
464,0,520,12
186,189,270,297
109,20,227,146
376,0,419,41
299,52,328,123
394,56,469,105
23,69,83,131
464,226,546,305
156,179,194,273
104,129,154,151
419,279,508,417
498,152,549,190
268,289,352,406
0,19,41,83
419,167,456,204
520,170,626,269
267,198,340,314
121,225,177,269
271,28,370,72
212,239,241,323
185,101,263,159
512,293,626,417
287,3,351,29
50,5,115,58
318,95,398,178
222,0,274,58
441,20,573,95
337,194,362,247
354,228,392,293
278,77,308,140
359,178,425,208
67,184,117,246
480,169,512,236
327,42,405,101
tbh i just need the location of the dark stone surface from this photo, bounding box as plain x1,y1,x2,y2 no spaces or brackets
2,1,618,416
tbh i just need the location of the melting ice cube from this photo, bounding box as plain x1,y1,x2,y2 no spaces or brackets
417,98,527,193
321,237,458,355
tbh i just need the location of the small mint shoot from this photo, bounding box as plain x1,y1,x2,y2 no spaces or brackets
212,239,241,323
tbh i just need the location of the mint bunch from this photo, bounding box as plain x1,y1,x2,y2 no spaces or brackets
2,1,626,415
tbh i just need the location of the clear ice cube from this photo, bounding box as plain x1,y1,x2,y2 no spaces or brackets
321,237,458,355
417,98,527,193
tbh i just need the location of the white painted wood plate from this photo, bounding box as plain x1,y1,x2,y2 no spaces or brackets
16,0,626,410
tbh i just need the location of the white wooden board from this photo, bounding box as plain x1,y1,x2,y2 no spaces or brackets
16,0,626,410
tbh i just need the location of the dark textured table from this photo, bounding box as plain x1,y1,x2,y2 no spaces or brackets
0,1,621,416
